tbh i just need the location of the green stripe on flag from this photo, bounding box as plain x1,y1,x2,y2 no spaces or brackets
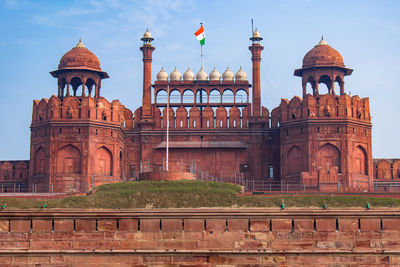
200,38,205,46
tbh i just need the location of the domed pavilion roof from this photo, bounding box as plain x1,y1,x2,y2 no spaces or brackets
294,37,352,77
302,37,344,68
58,39,102,71
51,39,108,78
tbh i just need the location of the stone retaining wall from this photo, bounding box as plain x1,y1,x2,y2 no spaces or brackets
0,208,400,266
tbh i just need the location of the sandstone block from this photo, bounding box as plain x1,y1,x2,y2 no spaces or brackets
272,219,292,232
118,218,138,232
316,219,336,232
294,219,314,232
360,219,381,232
184,219,204,232
382,219,400,231
10,220,30,233
228,219,248,232
205,219,226,232
0,220,9,232
32,219,52,233
54,219,74,232
75,219,96,232
250,219,269,232
97,219,117,232
140,219,160,232
338,219,358,232
162,219,182,232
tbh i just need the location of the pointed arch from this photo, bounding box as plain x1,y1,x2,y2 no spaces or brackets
57,145,81,174
34,147,47,175
317,143,341,173
222,89,234,103
287,145,303,175
353,145,368,175
182,89,195,103
95,146,113,175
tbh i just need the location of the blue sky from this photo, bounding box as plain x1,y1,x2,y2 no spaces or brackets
0,0,399,159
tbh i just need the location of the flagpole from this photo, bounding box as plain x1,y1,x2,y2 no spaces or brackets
200,22,204,69
166,83,170,171
201,42,204,69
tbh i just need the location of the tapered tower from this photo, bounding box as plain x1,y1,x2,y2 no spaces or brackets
249,29,264,118
139,29,155,128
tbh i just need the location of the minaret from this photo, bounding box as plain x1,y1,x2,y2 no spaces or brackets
140,29,155,119
249,29,264,117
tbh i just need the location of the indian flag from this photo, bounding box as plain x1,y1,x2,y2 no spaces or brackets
194,24,205,46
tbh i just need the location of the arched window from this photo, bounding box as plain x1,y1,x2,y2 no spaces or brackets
182,89,195,103
318,75,332,95
222,89,234,103
70,77,82,96
235,89,248,103
169,89,181,103
86,78,96,96
156,90,168,103
196,89,207,104
209,89,221,103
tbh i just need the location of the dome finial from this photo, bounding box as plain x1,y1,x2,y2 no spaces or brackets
75,38,85,48
318,35,328,46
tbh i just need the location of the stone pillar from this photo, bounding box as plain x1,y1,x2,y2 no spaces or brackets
249,43,264,117
140,44,155,118
340,81,345,95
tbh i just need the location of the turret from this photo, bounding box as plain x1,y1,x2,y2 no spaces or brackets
249,29,264,117
140,29,155,119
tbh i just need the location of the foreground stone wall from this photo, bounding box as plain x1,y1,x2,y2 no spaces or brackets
0,208,400,266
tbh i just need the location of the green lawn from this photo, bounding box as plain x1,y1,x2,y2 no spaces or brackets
1,180,400,209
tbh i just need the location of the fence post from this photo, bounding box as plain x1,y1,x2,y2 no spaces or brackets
245,179,248,192
253,179,255,191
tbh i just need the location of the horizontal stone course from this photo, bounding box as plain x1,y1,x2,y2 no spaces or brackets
0,209,399,265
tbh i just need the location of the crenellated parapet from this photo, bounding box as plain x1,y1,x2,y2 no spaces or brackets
149,105,266,129
374,159,400,180
0,160,29,184
31,95,133,129
278,94,370,123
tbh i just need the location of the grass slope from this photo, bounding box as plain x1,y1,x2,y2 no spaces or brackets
1,180,400,209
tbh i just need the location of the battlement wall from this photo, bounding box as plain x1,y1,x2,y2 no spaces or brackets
0,208,399,266
278,94,370,123
31,95,133,130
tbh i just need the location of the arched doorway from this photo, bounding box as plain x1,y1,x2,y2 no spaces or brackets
287,145,303,176
34,147,47,175
353,146,368,175
95,147,113,175
317,144,341,172
57,145,81,174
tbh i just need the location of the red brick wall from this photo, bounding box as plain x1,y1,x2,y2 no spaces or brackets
0,208,400,266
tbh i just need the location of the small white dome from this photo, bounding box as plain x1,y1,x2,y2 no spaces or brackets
222,67,234,81
209,66,221,81
196,67,208,81
235,66,247,81
253,29,261,38
143,29,152,39
156,67,168,81
170,67,181,81
183,67,195,81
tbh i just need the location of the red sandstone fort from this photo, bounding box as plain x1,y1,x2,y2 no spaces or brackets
0,30,399,193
